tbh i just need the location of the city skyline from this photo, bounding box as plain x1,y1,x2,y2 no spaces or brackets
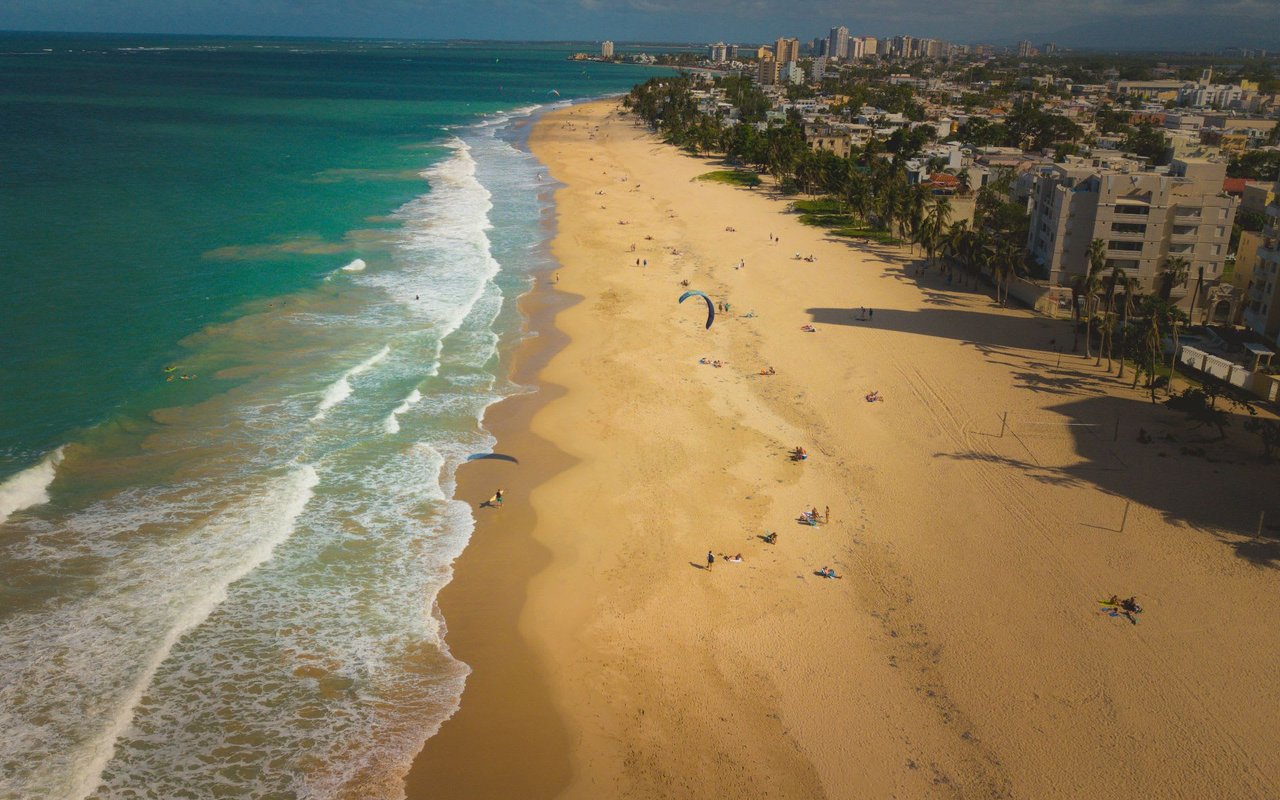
1,0,1278,52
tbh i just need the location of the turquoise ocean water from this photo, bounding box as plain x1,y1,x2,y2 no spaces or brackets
0,33,665,798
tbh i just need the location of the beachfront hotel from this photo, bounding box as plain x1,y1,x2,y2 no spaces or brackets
1026,156,1238,302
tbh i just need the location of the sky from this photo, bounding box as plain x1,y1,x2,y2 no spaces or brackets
0,0,1277,50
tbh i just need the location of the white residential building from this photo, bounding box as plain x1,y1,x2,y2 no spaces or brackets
827,26,849,61
1025,157,1238,303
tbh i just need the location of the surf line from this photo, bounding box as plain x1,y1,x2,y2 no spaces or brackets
68,463,319,800
310,345,391,423
0,446,65,525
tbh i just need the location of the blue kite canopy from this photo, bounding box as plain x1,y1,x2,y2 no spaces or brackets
465,453,519,465
678,290,715,329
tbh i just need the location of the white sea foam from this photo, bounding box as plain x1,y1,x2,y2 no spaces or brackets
341,258,367,272
310,345,390,422
384,388,422,434
0,446,64,525
0,464,319,800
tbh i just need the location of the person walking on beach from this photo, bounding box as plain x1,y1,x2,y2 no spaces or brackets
706,550,715,571
483,489,504,508
824,506,830,524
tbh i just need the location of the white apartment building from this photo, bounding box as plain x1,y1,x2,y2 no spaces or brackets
1026,158,1238,303
827,26,849,61
707,42,727,63
601,41,614,58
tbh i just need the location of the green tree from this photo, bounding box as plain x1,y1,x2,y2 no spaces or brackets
1080,239,1107,359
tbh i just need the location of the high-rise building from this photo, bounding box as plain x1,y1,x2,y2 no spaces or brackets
827,26,850,60
859,36,878,56
727,44,739,60
812,37,828,57
756,55,778,85
848,37,865,59
891,35,913,58
774,37,800,65
1017,40,1033,57
708,42,727,62
601,41,614,58
1026,158,1238,298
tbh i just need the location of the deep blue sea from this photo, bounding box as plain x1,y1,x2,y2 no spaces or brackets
0,32,666,798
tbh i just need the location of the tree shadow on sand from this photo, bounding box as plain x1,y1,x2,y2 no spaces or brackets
939,392,1280,569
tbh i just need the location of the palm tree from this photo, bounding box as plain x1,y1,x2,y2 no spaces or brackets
1141,305,1163,402
1097,264,1125,370
1081,238,1107,360
1115,273,1140,380
923,196,952,270
942,219,971,279
1159,256,1189,302
906,184,929,255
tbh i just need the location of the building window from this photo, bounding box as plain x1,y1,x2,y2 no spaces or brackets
1211,244,1221,255
1216,226,1225,237
1108,240,1144,251
1173,225,1198,236
1176,207,1202,218
1115,204,1150,216
1111,222,1147,234
1105,258,1140,270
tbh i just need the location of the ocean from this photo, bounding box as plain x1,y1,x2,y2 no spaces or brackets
0,33,664,798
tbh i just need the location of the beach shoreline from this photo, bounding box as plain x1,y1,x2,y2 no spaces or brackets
408,98,1280,799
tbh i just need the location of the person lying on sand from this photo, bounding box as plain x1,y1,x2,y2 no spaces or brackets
865,391,882,402
816,566,842,579
801,324,816,333
725,226,736,232
763,532,778,544
759,366,776,375
791,446,808,461
724,553,743,563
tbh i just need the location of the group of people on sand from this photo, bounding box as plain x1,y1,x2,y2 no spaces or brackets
1102,595,1143,624
865,390,883,403
792,252,817,262
800,324,817,333
704,550,743,569
791,446,808,461
698,357,725,368
798,506,830,526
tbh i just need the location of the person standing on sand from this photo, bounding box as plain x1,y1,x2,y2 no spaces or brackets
825,506,830,524
706,550,715,571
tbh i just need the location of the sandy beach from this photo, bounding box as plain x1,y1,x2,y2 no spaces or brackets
410,98,1280,799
